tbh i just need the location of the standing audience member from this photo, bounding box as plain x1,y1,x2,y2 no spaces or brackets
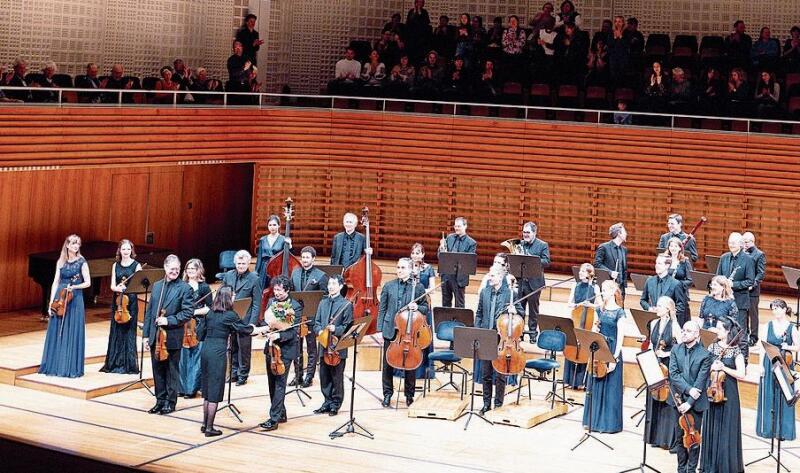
236,14,265,65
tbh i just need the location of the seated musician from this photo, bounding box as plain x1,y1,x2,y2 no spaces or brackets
378,258,428,407
475,267,523,414
668,320,712,473
313,275,353,416
288,246,329,388
330,212,369,269
220,250,263,386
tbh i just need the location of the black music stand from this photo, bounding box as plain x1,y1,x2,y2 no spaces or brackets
507,254,542,321
118,268,164,395
746,341,797,472
429,307,474,396
620,349,665,473
630,273,649,293
690,271,715,292
317,265,344,278
705,255,720,274
287,290,324,405
572,328,615,451
330,315,374,439
438,252,478,302
628,308,660,423
535,314,580,406
217,297,252,423
594,268,614,286
781,266,800,327
453,326,497,430
656,246,666,255
571,265,582,282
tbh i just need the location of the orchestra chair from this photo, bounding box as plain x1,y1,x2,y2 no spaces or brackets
214,250,237,281
516,329,566,408
424,320,468,399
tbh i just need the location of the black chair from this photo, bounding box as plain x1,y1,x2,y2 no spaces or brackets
52,74,73,88
214,250,237,281
424,320,468,398
516,329,568,408
673,35,698,55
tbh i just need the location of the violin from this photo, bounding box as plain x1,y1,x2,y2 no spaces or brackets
650,340,670,402
317,292,356,367
269,340,286,375
343,207,382,334
386,277,433,371
669,381,701,449
263,197,302,304
564,303,596,364
114,263,148,324
707,327,745,403
491,307,526,375
50,273,80,317
155,308,169,361
182,288,211,349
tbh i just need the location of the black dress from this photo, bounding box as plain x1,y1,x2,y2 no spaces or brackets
667,260,693,325
100,260,139,374
198,310,254,402
644,318,676,448
700,342,744,473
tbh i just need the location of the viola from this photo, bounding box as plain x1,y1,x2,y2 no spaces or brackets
491,308,526,375
155,308,169,361
262,197,302,304
316,293,356,367
386,277,432,371
114,263,148,324
343,207,382,334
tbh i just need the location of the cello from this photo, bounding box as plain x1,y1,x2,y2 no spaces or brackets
263,197,302,302
343,207,382,334
385,277,435,371
492,307,527,376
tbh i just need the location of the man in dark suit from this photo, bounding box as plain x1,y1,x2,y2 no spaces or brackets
743,231,766,346
377,258,428,407
289,246,328,387
658,213,698,262
221,250,263,385
640,255,687,318
4,58,32,102
438,216,477,308
258,275,300,431
75,62,101,103
668,320,713,473
594,222,628,299
330,212,368,269
142,254,194,415
516,222,550,341
475,267,524,414
313,275,353,416
715,232,755,329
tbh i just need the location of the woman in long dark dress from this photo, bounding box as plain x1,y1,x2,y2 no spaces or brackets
645,296,680,448
756,299,798,440
40,234,91,378
254,214,287,289
179,259,211,398
663,237,693,326
409,242,435,379
564,262,600,389
700,317,745,473
583,279,625,433
100,239,142,374
697,276,738,330
197,286,264,436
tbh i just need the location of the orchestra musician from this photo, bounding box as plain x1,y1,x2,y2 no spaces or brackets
743,231,766,346
100,239,141,374
254,215,288,289
479,253,516,291
220,250,263,386
515,222,551,342
142,254,194,415
715,232,755,360
698,275,738,330
40,234,91,378
439,216,477,308
663,237,693,325
378,258,428,407
658,213,698,262
701,317,745,473
330,212,368,269
288,246,328,388
582,280,625,433
668,320,712,473
640,255,687,324
755,299,798,441
409,243,436,380
645,296,681,449
259,275,301,431
594,222,628,301
178,259,210,399
313,275,353,416
564,263,600,389
475,267,523,414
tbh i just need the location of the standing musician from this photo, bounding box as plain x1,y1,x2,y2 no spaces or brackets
475,267,523,414
288,246,328,388
142,254,194,415
715,232,755,357
409,243,436,380
594,222,628,301
668,320,712,473
259,275,301,431
698,276,738,330
743,231,766,347
640,255,687,324
330,212,368,269
439,216,477,308
178,259,210,399
378,258,428,407
645,296,681,449
221,250,263,386
564,263,601,389
479,253,516,291
313,275,353,416
658,213,699,262
663,237,693,325
100,239,142,374
254,215,288,289
515,222,551,342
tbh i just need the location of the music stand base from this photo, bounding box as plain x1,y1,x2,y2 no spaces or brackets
746,451,790,472
285,387,312,407
454,409,493,430
572,431,614,451
619,463,660,473
329,418,374,439
216,403,243,423
118,378,153,396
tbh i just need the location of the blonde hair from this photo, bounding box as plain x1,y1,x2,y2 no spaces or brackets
656,296,680,336
600,279,620,308
182,258,206,282
579,262,595,280
711,275,733,300
57,234,82,266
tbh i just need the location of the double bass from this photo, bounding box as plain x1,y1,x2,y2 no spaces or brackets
343,207,382,334
263,197,302,302
385,277,433,371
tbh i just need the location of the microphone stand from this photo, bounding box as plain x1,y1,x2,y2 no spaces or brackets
119,277,154,395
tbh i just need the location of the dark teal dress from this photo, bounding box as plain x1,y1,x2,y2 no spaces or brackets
756,321,796,440
699,296,738,330
254,234,285,289
179,282,210,395
100,260,140,374
564,282,595,388
644,317,676,448
198,309,254,402
582,307,624,433
700,342,744,473
39,258,86,378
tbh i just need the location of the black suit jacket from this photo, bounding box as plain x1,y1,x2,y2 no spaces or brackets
474,284,523,329
330,231,366,268
290,266,328,292
261,296,301,360
439,233,477,287
313,295,354,359
658,231,698,262
747,246,766,297
715,251,755,310
668,341,713,412
519,238,550,290
221,270,263,324
594,240,628,293
377,278,428,340
143,278,194,349
640,274,687,317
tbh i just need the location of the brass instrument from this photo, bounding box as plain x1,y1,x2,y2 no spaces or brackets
500,238,525,255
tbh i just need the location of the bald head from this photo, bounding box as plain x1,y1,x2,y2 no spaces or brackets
681,320,700,345
742,232,755,250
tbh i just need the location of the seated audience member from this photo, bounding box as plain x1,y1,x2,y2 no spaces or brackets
698,67,725,116
154,66,180,104
246,66,262,105
235,13,264,65
172,59,193,90
383,13,405,39
554,22,588,85
613,99,632,124
75,62,102,103
189,67,222,103
475,59,500,102
101,64,135,104
360,50,386,96
782,26,800,74
328,47,361,96
442,56,471,101
585,37,609,87
751,27,779,70
641,61,669,113
416,50,445,100
32,61,59,103
501,15,527,83
727,67,751,117
432,16,456,60
375,30,399,69
4,58,32,102
387,54,415,98
554,0,582,32
754,70,780,117
0,65,23,103
725,20,753,70
668,67,694,114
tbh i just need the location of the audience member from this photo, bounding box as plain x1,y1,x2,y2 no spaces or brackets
554,22,587,85
235,14,264,65
375,30,399,69
470,16,487,61
4,58,32,102
624,17,645,77
532,16,557,83
592,19,612,51
387,53,415,98
189,67,222,103
698,67,725,116
442,56,471,101
154,66,180,104
384,13,405,39
606,16,629,88
751,26,779,70
0,65,23,103
432,16,456,60
585,37,609,87
227,40,253,100
641,61,669,113
554,0,582,32
416,50,445,99
727,67,751,116
613,99,632,124
328,47,361,95
455,14,474,69
172,59,193,90
486,16,505,62
530,3,556,40
475,58,500,102
782,26,800,73
502,15,527,83
32,61,59,103
668,67,694,114
75,62,101,103
405,0,431,64
101,64,135,103
360,50,386,95
725,20,753,70
754,70,780,117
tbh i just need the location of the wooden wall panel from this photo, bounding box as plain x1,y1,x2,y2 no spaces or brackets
108,172,149,243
